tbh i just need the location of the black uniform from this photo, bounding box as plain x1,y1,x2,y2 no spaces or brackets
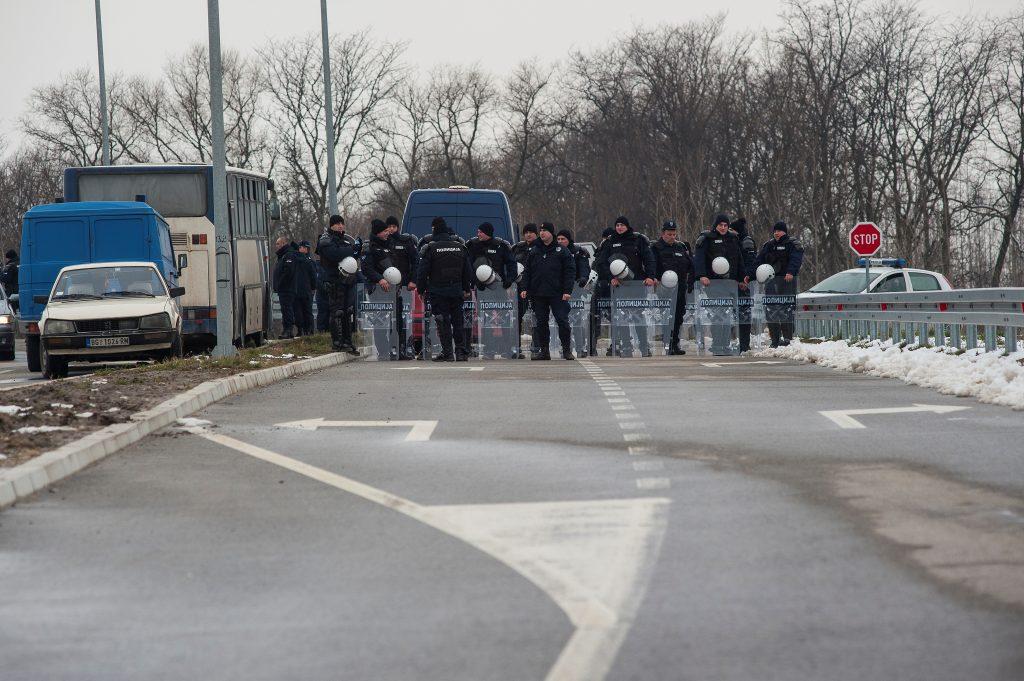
594,227,657,355
652,238,695,352
316,230,360,351
694,227,746,353
512,238,536,354
1,251,19,312
293,245,317,335
523,240,575,358
755,234,804,346
467,236,516,288
390,231,420,357
273,242,299,337
314,259,330,332
416,229,472,360
361,233,399,358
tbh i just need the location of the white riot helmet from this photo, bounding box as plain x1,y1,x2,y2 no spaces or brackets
339,256,359,276
609,258,632,280
755,263,776,284
711,256,730,276
475,264,498,285
516,262,525,283
382,266,402,285
660,270,679,288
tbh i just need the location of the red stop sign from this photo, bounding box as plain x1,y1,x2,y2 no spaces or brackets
849,222,882,257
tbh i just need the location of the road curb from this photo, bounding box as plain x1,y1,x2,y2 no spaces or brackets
0,352,356,510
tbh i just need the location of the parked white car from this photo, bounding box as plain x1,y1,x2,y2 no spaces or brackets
35,262,185,378
800,260,953,299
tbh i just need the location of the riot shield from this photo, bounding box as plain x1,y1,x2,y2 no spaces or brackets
397,288,417,359
591,286,612,357
652,283,679,354
762,275,799,347
747,281,767,351
546,284,593,357
693,279,740,356
610,281,671,357
357,284,399,360
475,284,519,359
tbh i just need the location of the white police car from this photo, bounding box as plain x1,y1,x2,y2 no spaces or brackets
35,262,185,378
800,258,953,298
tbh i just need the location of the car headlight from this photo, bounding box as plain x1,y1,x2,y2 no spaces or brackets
139,313,171,329
44,319,76,335
0,314,11,325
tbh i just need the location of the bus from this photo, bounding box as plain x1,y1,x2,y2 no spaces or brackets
64,164,279,347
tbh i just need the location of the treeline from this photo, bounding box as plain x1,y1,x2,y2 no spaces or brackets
1,0,1022,286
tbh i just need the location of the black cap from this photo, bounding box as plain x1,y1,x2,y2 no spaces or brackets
713,213,730,226
4,249,16,260
730,217,747,233
431,216,449,234
662,220,678,232
556,229,573,242
385,215,400,227
539,221,555,235
371,219,388,235
602,227,615,239
773,221,788,233
478,222,494,237
299,240,312,249
522,223,539,236
329,214,345,226
615,216,630,228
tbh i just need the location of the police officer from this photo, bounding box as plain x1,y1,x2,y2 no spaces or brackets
314,254,330,333
1,249,19,313
466,221,516,356
755,221,804,347
729,217,757,352
652,220,695,355
512,224,539,358
589,226,616,355
594,216,657,357
386,215,419,359
555,229,591,357
361,219,399,358
694,213,745,354
316,215,361,354
294,240,317,336
416,217,472,362
272,237,299,338
521,222,576,360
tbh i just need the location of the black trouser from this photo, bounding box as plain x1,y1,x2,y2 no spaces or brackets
294,294,314,335
429,293,466,357
315,287,330,332
532,296,571,352
738,286,751,351
669,289,687,349
278,291,296,335
327,282,354,349
590,284,610,355
767,279,797,345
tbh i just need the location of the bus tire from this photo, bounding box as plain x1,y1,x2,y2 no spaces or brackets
26,334,42,372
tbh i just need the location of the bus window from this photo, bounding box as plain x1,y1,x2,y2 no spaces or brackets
78,172,207,218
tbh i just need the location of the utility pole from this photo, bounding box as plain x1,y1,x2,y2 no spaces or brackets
208,0,235,358
320,0,339,216
95,0,110,165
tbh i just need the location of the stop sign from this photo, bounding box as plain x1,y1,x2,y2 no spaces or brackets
849,222,882,257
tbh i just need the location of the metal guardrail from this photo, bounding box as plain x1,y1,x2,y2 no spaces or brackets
796,288,1024,352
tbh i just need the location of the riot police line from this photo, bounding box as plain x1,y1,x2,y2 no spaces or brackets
310,211,804,361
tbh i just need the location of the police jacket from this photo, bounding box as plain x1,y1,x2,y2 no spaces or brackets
417,232,465,252
361,235,395,285
467,236,516,287
755,235,804,277
594,228,656,282
316,230,360,285
416,232,472,297
389,232,420,286
524,241,575,298
294,251,317,297
273,243,299,294
511,240,533,264
730,220,757,280
652,238,695,290
569,243,591,284
694,230,744,281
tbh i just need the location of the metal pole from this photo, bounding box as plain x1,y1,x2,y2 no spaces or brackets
320,0,339,216
208,0,235,358
95,0,110,165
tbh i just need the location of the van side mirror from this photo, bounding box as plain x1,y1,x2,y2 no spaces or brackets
177,253,188,271
33,295,49,305
169,287,186,298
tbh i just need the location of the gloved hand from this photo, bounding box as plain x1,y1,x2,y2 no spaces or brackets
353,237,363,254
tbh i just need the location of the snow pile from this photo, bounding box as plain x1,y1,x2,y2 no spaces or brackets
176,417,212,428
760,339,1024,410
15,425,77,434
0,405,28,416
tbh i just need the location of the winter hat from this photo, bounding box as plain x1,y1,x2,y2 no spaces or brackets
4,249,15,260
431,216,449,234
615,216,630,228
730,217,747,233
713,213,730,227
478,222,495,237
371,219,389,235
773,221,788,234
539,222,556,235
329,214,345,226
385,215,400,227
298,240,312,249
602,227,615,239
522,223,539,236
662,220,678,232
556,229,573,242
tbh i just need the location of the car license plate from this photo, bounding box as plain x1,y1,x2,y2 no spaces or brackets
87,336,130,347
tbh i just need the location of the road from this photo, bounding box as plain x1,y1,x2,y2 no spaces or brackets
2,355,1023,680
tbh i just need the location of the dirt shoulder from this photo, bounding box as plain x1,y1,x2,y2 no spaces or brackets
0,335,336,468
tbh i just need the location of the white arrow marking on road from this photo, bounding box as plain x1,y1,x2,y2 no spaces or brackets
275,418,437,441
392,366,485,371
700,361,783,368
819,404,971,429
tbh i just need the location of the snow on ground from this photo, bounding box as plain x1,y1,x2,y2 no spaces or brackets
759,339,1024,410
14,426,77,434
176,417,212,428
0,406,28,416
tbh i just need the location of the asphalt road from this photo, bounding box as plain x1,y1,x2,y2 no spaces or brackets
2,354,1023,680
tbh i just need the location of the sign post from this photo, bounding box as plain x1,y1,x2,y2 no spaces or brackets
849,222,883,293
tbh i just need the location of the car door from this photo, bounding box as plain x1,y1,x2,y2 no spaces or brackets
871,272,908,293
908,271,942,292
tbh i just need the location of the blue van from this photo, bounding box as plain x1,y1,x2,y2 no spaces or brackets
401,187,516,243
18,200,181,371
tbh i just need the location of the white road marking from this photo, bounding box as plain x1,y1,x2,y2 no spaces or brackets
700,361,783,368
618,421,646,430
636,477,671,490
197,430,669,681
627,446,652,456
603,392,626,397
611,404,635,411
623,433,651,442
606,398,630,404
819,404,971,429
275,418,438,441
614,412,641,419
632,461,664,472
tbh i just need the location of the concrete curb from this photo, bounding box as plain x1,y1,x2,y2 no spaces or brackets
0,352,356,510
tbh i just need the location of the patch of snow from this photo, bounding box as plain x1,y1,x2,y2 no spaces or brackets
259,353,295,360
105,407,121,413
176,417,212,428
0,453,7,460
75,412,94,419
0,405,27,415
248,360,259,365
91,379,108,385
759,339,1024,410
41,410,54,416
15,425,77,434
49,403,74,409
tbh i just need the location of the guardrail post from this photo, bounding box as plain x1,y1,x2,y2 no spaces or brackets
919,322,928,347
1007,327,1018,353
984,325,997,352
966,324,978,350
951,323,961,349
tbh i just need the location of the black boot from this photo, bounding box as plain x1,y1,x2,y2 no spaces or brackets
562,346,575,360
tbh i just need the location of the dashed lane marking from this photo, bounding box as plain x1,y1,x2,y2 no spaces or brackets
623,433,651,442
636,477,671,490
632,461,664,472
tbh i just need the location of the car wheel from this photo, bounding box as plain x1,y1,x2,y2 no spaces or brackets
0,348,14,361
167,333,184,359
41,344,69,379
26,335,41,372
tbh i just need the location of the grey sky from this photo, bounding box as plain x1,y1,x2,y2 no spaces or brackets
0,0,1017,145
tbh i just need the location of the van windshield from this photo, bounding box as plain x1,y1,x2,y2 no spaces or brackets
403,192,512,242
53,266,167,300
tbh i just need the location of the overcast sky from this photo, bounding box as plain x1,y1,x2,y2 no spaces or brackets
0,0,1017,145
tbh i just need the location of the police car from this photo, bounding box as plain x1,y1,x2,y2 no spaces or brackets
800,259,953,298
